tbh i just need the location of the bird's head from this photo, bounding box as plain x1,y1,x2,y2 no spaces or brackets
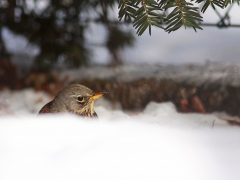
51,84,108,117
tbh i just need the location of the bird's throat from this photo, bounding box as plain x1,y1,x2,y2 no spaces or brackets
74,101,95,117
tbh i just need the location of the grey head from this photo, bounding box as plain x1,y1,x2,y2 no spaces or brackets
50,84,105,116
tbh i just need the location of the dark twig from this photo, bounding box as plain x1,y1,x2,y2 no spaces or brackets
212,119,215,129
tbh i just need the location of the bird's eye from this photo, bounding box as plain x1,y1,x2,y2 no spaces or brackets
77,96,84,102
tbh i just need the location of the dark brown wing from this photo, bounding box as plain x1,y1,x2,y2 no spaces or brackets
38,101,53,114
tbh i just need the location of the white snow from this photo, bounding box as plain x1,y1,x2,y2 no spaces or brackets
0,87,240,180
0,88,51,116
60,62,240,87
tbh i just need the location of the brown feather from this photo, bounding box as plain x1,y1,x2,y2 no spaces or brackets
38,101,53,114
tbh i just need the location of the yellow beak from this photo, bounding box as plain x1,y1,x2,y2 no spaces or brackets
89,90,108,101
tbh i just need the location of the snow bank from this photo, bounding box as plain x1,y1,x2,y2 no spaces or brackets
60,62,240,86
0,88,51,116
1,100,240,180
0,88,240,180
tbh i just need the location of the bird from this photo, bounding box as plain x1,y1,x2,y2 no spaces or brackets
38,84,108,117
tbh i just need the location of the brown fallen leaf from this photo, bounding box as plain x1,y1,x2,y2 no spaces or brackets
191,95,206,113
218,116,240,127
180,98,191,113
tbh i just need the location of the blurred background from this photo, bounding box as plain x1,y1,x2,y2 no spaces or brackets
1,0,240,67
0,0,240,116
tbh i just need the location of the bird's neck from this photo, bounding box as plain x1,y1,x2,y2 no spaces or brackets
74,101,95,117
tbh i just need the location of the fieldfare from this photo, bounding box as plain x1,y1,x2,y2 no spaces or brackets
38,84,108,117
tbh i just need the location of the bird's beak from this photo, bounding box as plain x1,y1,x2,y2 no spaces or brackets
89,90,108,101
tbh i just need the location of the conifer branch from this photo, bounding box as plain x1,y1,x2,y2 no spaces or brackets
118,0,239,35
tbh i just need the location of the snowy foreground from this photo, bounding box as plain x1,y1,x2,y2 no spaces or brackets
0,89,240,180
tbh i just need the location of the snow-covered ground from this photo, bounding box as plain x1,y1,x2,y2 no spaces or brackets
0,85,240,180
60,62,240,87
